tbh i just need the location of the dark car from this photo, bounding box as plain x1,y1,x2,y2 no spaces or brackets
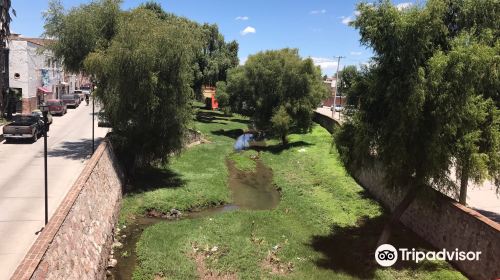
74,90,84,101
2,115,45,142
47,99,67,116
32,109,53,130
61,95,80,108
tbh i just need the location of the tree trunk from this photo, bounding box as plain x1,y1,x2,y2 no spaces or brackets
281,134,287,145
377,182,421,246
459,168,469,205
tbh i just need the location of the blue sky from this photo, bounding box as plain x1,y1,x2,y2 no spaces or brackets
11,0,415,76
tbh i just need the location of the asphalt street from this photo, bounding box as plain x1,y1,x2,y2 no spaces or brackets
0,102,109,280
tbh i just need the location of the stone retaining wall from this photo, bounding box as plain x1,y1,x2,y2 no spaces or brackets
312,114,500,280
313,111,339,134
11,139,123,280
354,164,500,280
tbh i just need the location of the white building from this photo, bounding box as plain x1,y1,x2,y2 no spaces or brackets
8,35,69,113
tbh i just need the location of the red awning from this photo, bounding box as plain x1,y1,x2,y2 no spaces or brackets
37,87,52,94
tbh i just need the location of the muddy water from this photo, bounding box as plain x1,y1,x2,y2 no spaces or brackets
226,159,280,210
111,149,280,279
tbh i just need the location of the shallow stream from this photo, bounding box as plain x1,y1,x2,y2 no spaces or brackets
110,136,279,279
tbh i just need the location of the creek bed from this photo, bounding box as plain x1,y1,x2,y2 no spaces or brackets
110,151,280,279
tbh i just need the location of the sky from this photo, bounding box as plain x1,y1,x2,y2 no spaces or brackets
10,0,415,76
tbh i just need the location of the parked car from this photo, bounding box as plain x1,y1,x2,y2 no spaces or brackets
61,94,80,108
2,114,45,142
74,90,85,101
31,109,53,131
330,105,343,112
47,99,67,116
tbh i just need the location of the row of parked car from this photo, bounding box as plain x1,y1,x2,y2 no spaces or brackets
2,89,91,143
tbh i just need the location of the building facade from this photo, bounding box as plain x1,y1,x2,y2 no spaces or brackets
8,35,71,113
322,77,345,107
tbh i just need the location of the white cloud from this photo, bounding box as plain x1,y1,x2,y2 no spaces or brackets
311,57,339,73
354,10,361,16
239,56,248,65
235,16,249,21
240,26,256,36
350,51,362,56
310,9,326,15
340,16,354,25
396,2,413,10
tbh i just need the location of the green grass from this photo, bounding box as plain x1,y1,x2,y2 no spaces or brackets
120,108,465,280
228,150,259,171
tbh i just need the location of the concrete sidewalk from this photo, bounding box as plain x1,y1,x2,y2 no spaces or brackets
0,105,109,280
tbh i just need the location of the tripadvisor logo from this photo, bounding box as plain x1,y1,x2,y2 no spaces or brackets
375,244,398,267
375,244,482,267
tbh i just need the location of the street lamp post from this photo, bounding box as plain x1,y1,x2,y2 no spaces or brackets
39,104,49,225
92,92,95,154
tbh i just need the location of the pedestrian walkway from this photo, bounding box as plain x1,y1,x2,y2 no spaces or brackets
315,106,344,124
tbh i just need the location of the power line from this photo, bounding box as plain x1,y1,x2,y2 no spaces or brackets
332,56,344,118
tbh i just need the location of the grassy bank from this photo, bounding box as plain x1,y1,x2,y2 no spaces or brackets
120,109,465,280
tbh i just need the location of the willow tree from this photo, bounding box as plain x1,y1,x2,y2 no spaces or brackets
427,34,500,205
226,49,329,143
85,9,201,170
43,1,203,172
339,0,500,245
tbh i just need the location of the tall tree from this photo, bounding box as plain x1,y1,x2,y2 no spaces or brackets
43,1,207,173
337,0,500,245
85,8,200,170
227,48,329,143
43,0,121,73
427,33,500,205
0,0,13,118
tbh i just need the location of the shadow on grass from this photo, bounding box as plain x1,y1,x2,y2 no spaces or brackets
251,140,313,154
211,128,245,139
124,166,186,194
309,215,449,279
231,118,251,125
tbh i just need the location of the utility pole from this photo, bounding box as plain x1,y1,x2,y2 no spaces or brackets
332,56,344,119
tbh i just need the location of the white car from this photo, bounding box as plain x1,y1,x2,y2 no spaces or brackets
330,105,343,112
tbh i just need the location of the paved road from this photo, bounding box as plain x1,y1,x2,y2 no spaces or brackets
0,103,109,280
315,106,500,224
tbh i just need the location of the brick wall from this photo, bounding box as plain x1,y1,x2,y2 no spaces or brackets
21,97,37,114
354,163,500,280
312,116,500,280
12,139,123,280
313,111,339,134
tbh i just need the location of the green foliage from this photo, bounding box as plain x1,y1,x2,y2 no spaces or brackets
271,106,292,144
427,33,500,196
43,0,121,73
193,24,239,96
122,114,464,279
338,0,500,198
338,65,359,97
226,49,329,138
120,109,248,223
227,150,258,172
84,8,200,169
43,1,239,171
215,81,229,107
